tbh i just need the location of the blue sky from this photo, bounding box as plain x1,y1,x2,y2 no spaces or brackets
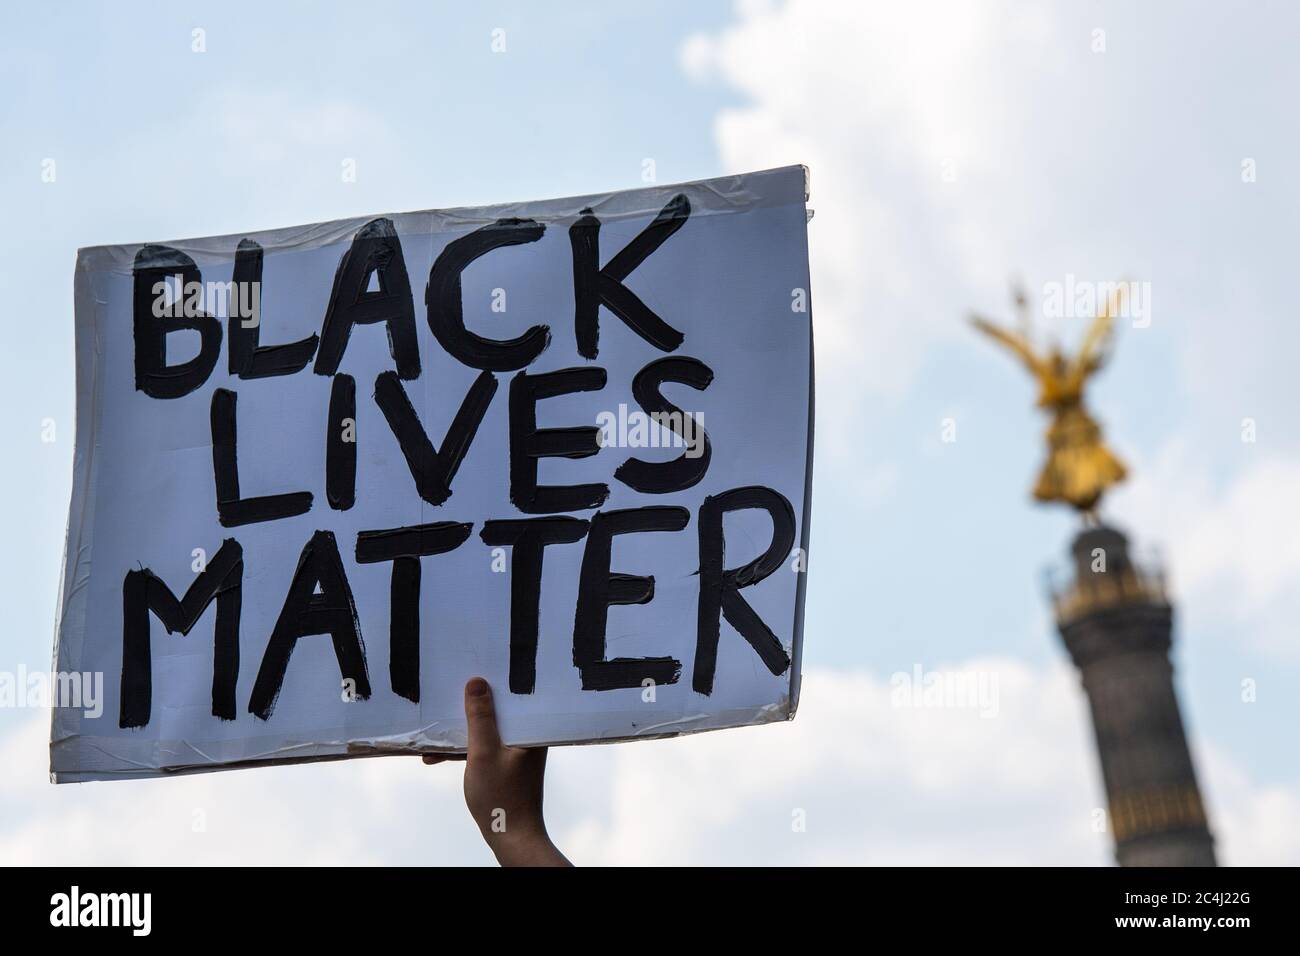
2,0,1297,864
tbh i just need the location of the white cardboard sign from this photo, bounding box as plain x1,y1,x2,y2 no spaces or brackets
50,166,814,782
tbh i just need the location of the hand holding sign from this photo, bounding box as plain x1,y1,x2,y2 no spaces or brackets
424,678,569,867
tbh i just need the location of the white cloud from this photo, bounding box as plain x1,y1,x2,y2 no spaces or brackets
678,0,1300,493
680,0,1052,405
1202,747,1300,867
1112,443,1300,658
7,661,1289,865
0,711,488,866
558,659,1109,865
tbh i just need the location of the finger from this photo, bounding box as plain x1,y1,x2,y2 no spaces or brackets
464,677,503,761
421,753,467,765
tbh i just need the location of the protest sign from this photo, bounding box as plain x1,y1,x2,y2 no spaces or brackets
50,166,813,781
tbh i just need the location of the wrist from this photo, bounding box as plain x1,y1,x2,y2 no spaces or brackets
485,822,570,867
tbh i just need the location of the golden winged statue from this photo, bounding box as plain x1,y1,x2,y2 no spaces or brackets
971,282,1129,518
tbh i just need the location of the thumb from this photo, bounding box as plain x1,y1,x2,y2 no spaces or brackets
464,677,503,760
